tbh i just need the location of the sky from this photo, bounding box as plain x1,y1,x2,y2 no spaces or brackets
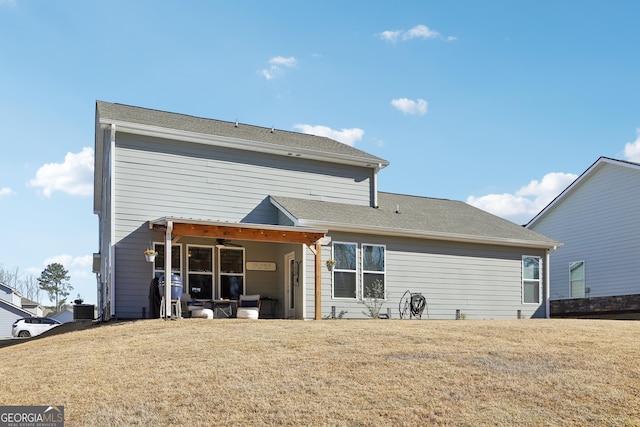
1,1,640,306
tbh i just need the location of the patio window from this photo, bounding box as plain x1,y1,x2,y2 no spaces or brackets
187,245,214,300
570,261,585,298
362,244,385,299
332,242,357,299
153,243,182,280
522,256,541,304
219,247,244,300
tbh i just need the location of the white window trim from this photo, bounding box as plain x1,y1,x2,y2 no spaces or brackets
522,255,542,304
331,241,358,300
217,246,245,300
361,243,387,301
186,244,215,300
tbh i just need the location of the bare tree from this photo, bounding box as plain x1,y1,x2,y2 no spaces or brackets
0,264,22,289
21,274,41,302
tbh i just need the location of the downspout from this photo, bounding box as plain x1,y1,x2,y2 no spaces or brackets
372,164,381,208
164,220,173,320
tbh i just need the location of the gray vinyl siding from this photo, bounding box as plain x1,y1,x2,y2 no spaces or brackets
303,232,547,320
529,162,640,300
111,133,372,318
116,133,372,223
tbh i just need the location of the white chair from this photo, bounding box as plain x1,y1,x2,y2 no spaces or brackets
236,294,261,319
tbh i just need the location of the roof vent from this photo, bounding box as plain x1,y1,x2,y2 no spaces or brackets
271,126,275,133
234,119,238,128
395,204,401,214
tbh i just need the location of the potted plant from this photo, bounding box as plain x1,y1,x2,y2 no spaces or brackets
144,248,157,263
326,259,336,271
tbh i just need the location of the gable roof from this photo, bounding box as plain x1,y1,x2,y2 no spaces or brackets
95,101,389,214
96,101,388,166
271,192,560,249
526,157,640,228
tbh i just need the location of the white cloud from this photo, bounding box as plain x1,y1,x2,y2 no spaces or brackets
623,128,640,162
405,24,440,40
262,56,297,80
28,147,94,197
377,24,454,43
0,187,15,197
391,98,428,115
378,30,403,43
467,172,578,224
270,56,297,67
44,254,92,269
293,124,364,147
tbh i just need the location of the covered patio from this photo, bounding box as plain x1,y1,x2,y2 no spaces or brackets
148,217,329,320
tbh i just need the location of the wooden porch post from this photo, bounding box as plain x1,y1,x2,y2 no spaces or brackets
315,242,322,320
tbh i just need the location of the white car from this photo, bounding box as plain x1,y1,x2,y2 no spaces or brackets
11,317,61,338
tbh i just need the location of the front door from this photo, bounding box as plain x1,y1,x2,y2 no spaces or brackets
284,252,296,319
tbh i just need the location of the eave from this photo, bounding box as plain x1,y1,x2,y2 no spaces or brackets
293,219,560,251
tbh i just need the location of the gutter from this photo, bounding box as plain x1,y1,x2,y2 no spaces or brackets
295,219,562,250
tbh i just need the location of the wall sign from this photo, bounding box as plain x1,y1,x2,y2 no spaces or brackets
246,261,277,271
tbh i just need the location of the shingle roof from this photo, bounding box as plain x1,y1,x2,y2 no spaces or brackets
96,101,388,166
271,192,560,248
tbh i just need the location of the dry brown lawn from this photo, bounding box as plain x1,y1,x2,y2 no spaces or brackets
1,319,639,426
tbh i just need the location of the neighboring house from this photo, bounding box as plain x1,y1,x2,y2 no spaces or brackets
93,101,560,321
527,157,640,318
50,308,74,324
0,282,40,337
21,297,44,317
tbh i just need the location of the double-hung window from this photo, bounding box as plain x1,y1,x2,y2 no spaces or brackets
153,243,182,280
332,242,357,299
522,256,541,304
362,244,386,299
570,261,585,298
187,245,214,300
218,247,245,300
